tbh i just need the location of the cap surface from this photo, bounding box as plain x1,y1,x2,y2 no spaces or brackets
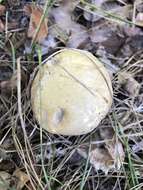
31,49,113,135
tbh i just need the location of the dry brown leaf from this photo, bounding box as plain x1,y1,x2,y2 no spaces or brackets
0,19,4,32
24,4,48,43
105,136,125,170
78,142,125,174
78,127,125,174
0,5,5,16
0,5,5,32
13,169,30,190
125,77,140,97
89,139,124,174
50,6,73,35
83,1,131,23
118,71,140,97
89,147,114,174
100,127,125,170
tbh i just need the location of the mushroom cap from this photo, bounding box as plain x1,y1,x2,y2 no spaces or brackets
31,49,113,136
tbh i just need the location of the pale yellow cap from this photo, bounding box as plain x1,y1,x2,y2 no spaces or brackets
31,49,113,136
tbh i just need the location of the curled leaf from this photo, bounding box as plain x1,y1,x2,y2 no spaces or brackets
105,136,125,170
89,147,114,174
89,138,124,173
78,127,125,173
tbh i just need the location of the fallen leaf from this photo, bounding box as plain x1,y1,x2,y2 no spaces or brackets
0,19,4,32
102,1,132,19
100,127,125,170
67,23,89,48
118,71,140,97
89,147,114,174
0,5,5,32
24,4,48,43
0,171,11,190
50,4,89,48
89,137,124,174
83,0,105,22
50,6,74,35
125,77,140,97
90,24,113,43
13,169,30,190
105,136,125,170
83,0,131,23
135,12,143,27
0,5,5,16
90,22,124,54
78,127,125,174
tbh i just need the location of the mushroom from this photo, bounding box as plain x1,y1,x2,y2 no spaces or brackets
31,49,113,136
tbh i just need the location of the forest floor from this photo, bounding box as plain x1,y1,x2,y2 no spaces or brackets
0,0,143,189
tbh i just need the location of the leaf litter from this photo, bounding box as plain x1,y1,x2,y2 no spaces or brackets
0,0,143,189
0,4,5,32
77,127,125,174
24,4,48,43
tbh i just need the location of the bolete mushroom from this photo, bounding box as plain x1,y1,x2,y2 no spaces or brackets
31,49,113,136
